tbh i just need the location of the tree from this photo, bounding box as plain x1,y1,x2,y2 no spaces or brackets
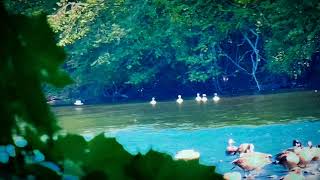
0,5,71,143
220,30,264,91
258,0,320,77
6,0,320,101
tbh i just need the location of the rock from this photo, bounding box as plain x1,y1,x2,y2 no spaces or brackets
223,172,242,180
174,149,200,160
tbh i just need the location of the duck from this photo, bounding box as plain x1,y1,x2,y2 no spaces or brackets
223,172,241,180
47,96,58,105
226,139,238,155
201,94,208,102
295,141,316,167
278,140,302,155
275,140,301,165
176,95,183,104
293,139,303,148
74,100,84,106
280,167,305,180
311,144,320,161
232,151,272,175
275,150,300,169
276,140,315,169
290,140,303,155
174,149,200,160
213,93,220,102
150,97,157,105
195,93,202,102
237,143,255,154
305,141,320,161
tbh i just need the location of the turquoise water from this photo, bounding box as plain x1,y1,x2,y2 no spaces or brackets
55,91,320,178
108,121,320,178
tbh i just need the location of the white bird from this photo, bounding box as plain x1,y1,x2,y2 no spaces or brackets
176,95,183,104
150,97,157,105
174,149,200,160
74,100,83,106
213,93,220,102
201,94,208,102
226,139,238,155
195,93,202,102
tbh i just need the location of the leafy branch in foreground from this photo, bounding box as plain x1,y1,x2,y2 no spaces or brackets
1,1,71,144
1,132,222,179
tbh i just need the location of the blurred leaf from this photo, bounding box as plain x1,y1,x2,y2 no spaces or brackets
128,150,222,180
52,134,87,162
84,134,132,180
1,4,70,143
25,164,60,179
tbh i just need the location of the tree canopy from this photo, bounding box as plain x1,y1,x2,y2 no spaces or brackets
5,0,320,102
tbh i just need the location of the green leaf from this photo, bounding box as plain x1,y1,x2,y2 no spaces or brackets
128,150,222,180
84,134,133,180
52,134,88,162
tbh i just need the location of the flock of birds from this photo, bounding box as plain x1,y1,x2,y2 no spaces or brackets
71,90,317,106
174,139,320,179
224,139,320,179
49,89,318,106
71,93,220,106
150,93,221,105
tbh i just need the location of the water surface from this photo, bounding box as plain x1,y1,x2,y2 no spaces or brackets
56,91,320,132
55,91,320,178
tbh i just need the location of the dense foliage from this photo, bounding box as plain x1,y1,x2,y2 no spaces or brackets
0,4,222,179
5,0,320,102
1,3,71,144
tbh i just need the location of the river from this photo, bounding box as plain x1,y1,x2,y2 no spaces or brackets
54,91,320,179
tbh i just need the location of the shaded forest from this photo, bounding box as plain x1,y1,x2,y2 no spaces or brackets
6,0,320,104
